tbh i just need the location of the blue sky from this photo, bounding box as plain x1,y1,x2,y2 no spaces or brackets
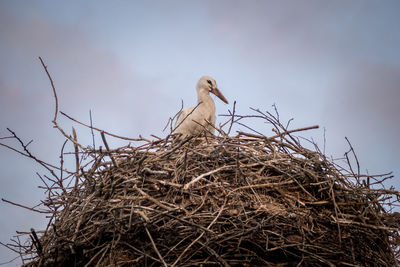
1,1,400,264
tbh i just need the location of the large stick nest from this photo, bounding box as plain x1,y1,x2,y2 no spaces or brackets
4,107,396,267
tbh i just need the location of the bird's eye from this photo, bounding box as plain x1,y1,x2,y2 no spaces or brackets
207,80,212,85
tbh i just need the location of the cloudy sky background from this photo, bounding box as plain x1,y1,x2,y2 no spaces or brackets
1,0,400,264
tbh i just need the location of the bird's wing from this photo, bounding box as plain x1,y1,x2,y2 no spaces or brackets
173,107,195,133
206,114,216,135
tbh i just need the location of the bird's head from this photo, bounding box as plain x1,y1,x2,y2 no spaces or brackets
197,75,229,104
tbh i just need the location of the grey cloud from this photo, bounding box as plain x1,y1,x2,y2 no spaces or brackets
323,61,400,155
332,62,400,126
206,0,400,70
0,4,176,139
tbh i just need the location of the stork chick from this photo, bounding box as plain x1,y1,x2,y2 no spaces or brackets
173,76,228,138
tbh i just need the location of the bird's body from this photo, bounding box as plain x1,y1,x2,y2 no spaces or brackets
173,76,228,138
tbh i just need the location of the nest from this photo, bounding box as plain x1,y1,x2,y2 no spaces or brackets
1,106,397,267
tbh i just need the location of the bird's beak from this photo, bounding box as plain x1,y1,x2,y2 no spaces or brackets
212,88,229,104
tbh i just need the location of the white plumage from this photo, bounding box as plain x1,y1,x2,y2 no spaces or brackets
173,76,228,138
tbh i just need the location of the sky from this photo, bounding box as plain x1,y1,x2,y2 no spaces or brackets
1,0,400,264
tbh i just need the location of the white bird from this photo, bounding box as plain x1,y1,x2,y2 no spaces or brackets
173,76,228,138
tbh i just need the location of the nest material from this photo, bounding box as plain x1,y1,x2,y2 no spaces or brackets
16,119,399,267
2,59,397,266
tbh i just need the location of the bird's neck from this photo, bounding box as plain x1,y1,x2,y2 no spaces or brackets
197,89,214,107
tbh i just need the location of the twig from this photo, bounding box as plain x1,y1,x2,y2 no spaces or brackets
6,128,61,180
101,131,118,168
89,109,96,149
344,137,360,179
60,111,143,141
164,99,184,132
172,101,203,133
72,128,80,191
227,100,236,135
237,125,319,141
58,139,68,196
38,57,90,154
184,166,230,190
0,142,71,174
83,245,109,267
160,136,193,158
145,226,168,267
0,255,20,266
30,228,42,257
1,199,48,214
39,57,58,122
